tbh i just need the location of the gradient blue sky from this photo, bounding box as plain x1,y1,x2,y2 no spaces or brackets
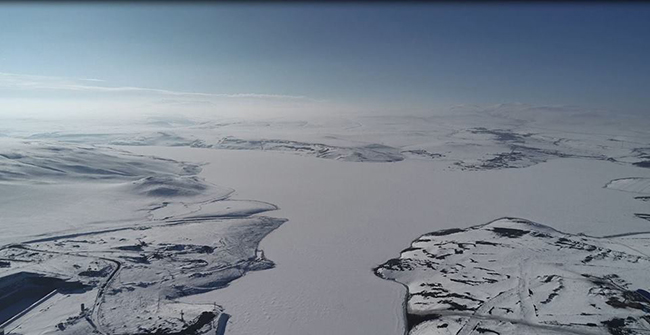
1,3,649,117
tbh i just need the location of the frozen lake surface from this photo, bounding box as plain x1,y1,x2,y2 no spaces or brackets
128,146,650,335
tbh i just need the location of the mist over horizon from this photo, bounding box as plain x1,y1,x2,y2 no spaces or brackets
1,3,649,121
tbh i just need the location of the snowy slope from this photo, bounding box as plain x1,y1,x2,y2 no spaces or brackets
4,104,650,169
375,218,650,335
0,139,285,334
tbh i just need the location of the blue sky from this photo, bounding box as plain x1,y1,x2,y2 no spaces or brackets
1,3,649,117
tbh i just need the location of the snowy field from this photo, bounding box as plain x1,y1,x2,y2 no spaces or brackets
1,108,650,334
0,139,285,334
375,217,650,335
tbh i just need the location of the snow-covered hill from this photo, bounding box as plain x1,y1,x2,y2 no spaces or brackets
375,218,650,335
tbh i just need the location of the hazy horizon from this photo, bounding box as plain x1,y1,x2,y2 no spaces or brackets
1,3,649,120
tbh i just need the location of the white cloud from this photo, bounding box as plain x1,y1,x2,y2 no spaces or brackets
0,72,339,120
0,72,312,101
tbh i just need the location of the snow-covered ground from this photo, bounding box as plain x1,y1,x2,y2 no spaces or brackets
1,107,649,335
4,104,650,169
375,217,650,335
0,140,285,334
